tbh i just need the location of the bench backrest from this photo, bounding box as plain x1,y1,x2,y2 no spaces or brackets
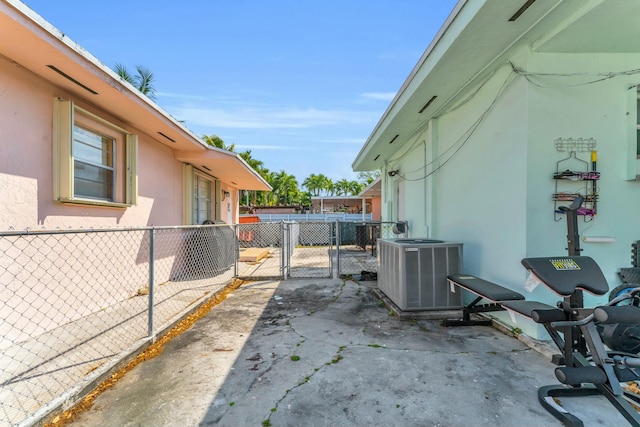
521,256,609,297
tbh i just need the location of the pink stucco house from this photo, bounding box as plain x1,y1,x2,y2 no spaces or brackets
357,177,381,221
0,1,270,230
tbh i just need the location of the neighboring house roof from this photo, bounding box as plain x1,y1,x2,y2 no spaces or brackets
352,0,640,172
311,196,365,201
1,0,271,192
357,177,381,198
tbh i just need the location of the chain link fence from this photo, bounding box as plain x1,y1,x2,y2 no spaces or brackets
2,220,396,426
288,222,333,278
236,222,284,279
236,222,333,279
0,225,235,427
235,221,399,280
335,221,398,277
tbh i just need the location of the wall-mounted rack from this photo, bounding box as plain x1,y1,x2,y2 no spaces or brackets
552,138,598,222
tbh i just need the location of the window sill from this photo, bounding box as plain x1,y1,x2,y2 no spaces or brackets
56,197,131,209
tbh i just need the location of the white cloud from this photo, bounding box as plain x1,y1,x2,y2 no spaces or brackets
315,137,366,145
156,91,210,101
361,92,396,101
169,104,378,129
235,144,301,150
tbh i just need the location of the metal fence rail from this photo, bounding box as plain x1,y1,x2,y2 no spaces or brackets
241,213,372,222
0,225,235,427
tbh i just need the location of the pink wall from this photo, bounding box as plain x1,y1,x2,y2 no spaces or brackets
0,57,188,229
371,197,381,221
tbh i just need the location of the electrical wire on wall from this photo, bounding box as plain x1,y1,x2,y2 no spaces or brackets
510,62,640,88
386,63,513,171
387,62,640,182
390,66,519,182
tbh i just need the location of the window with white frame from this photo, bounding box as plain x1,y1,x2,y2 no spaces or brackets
73,125,115,200
183,164,220,225
193,173,212,224
53,98,137,207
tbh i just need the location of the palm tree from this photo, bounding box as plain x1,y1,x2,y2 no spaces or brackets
348,180,365,196
302,173,329,196
239,150,268,205
272,171,298,205
239,150,263,171
358,171,380,185
264,171,279,206
256,167,272,206
324,179,335,196
300,191,312,207
114,64,157,99
334,179,351,196
202,134,235,152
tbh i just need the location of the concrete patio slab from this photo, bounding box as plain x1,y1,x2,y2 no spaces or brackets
61,278,631,427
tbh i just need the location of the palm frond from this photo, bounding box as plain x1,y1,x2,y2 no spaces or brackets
114,63,135,85
134,65,157,99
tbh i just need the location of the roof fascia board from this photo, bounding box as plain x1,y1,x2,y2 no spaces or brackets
352,0,472,170
357,177,381,197
175,149,272,191
433,0,565,117
230,150,272,189
353,0,579,171
4,0,209,153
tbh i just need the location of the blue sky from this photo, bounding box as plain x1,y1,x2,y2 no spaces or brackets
23,0,458,183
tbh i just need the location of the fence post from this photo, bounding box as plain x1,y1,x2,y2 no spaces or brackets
335,220,340,277
280,222,286,279
234,224,239,277
330,221,335,278
148,227,155,340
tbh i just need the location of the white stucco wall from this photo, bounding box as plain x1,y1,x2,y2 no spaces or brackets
525,52,640,307
381,52,640,337
385,64,529,285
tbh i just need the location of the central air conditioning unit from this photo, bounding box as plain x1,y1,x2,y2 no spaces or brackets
377,238,463,311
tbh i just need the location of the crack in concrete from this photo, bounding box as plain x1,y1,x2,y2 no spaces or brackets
259,280,354,425
261,343,347,427
260,278,540,425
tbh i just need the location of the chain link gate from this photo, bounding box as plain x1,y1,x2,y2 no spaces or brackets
236,221,402,280
235,221,333,279
335,221,399,278
235,222,285,279
288,222,333,278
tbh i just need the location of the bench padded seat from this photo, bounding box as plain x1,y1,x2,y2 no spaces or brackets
521,257,609,297
447,274,525,302
501,300,566,324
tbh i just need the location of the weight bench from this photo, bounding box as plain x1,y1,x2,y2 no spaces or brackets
518,257,640,427
450,256,640,427
442,274,527,326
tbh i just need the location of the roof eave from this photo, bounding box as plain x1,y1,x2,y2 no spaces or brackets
175,149,272,192
352,0,470,172
2,1,214,154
